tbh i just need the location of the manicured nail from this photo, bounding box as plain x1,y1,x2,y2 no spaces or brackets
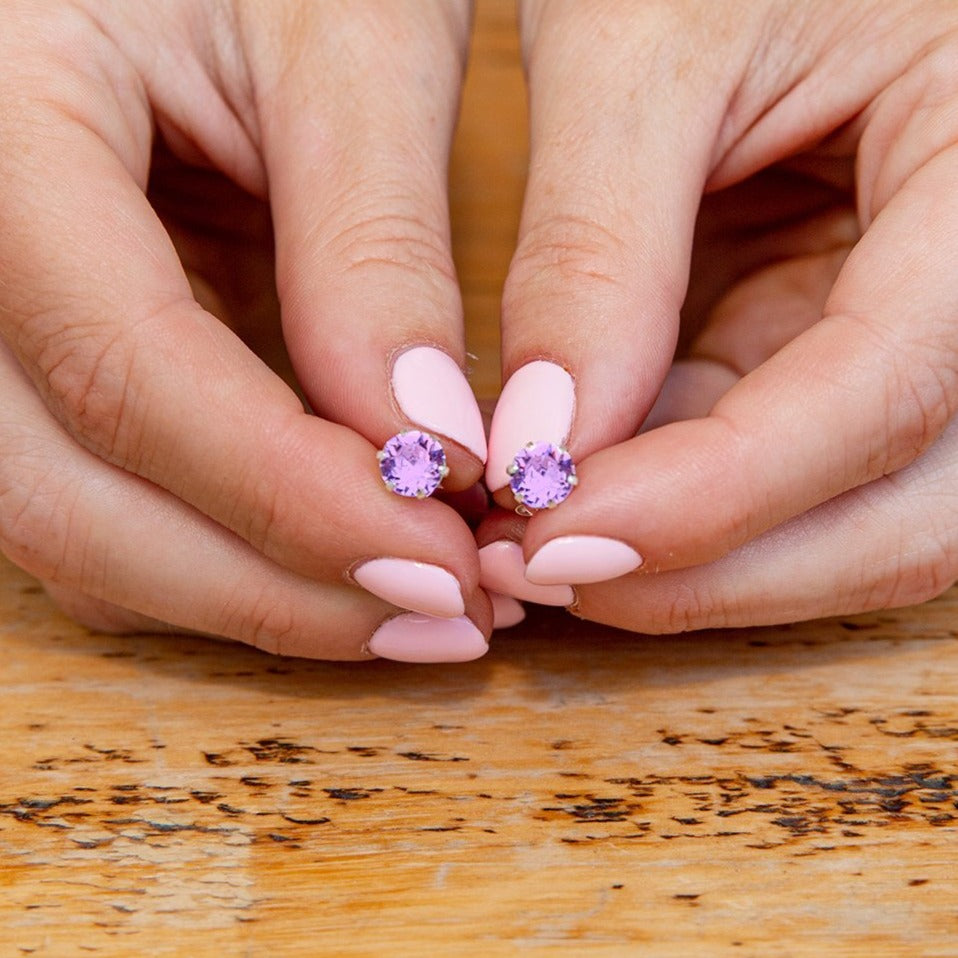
392,346,487,462
478,540,574,606
489,591,526,629
486,361,575,491
367,613,488,663
353,558,465,618
525,535,643,585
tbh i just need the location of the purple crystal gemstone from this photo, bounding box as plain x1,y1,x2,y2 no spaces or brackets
509,441,577,510
378,430,447,498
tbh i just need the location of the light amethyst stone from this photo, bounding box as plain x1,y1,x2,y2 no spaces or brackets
378,430,448,499
508,441,577,510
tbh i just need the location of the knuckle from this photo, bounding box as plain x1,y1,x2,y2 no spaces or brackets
658,582,726,633
0,445,75,582
30,317,136,464
25,299,194,472
837,314,956,477
883,359,955,472
317,190,459,297
231,587,299,656
870,531,958,611
504,212,632,305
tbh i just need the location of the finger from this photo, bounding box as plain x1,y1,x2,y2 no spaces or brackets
0,348,489,662
40,581,184,637
474,509,574,607
572,414,958,633
0,75,485,620
523,144,958,582
249,2,486,489
485,3,744,501
641,249,847,433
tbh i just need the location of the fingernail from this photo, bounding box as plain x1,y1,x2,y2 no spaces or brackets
489,591,526,629
486,361,575,491
367,613,488,663
525,535,643,585
392,346,487,462
478,540,574,606
353,558,465,618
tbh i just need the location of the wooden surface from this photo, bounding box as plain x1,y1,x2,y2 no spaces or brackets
3,2,958,955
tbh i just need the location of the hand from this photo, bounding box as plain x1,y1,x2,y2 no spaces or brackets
0,0,493,662
479,0,958,630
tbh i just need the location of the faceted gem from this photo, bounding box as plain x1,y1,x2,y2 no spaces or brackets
508,441,577,510
378,430,448,499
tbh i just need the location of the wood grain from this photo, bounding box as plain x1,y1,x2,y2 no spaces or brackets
2,2,958,955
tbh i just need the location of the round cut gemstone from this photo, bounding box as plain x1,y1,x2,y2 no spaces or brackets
508,441,577,510
378,430,447,498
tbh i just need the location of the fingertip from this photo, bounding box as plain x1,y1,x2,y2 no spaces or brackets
366,613,489,664
489,591,526,629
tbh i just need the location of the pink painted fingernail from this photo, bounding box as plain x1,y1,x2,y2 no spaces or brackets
353,558,465,618
486,361,575,491
489,591,526,629
478,540,574,606
392,346,487,462
367,614,488,663
525,535,643,585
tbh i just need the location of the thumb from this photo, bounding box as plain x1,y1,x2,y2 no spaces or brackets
486,2,736,503
252,2,486,490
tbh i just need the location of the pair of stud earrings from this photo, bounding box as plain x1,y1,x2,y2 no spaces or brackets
377,430,577,512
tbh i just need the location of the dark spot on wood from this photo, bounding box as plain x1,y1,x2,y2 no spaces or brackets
281,814,331,826
908,879,929,886
611,884,624,889
203,752,232,767
347,746,380,757
661,736,682,746
190,791,222,804
83,744,143,764
268,833,294,842
216,803,246,815
699,738,728,746
324,788,371,801
674,894,700,900
397,751,468,762
71,837,114,849
544,797,632,823
421,826,462,832
245,739,321,764
106,817,235,835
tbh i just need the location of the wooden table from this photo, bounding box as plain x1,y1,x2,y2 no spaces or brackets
2,3,957,954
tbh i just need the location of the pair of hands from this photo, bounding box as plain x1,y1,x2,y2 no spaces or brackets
2,0,957,663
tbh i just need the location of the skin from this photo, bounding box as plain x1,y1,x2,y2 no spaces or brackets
0,0,490,657
487,0,958,631
2,0,958,653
